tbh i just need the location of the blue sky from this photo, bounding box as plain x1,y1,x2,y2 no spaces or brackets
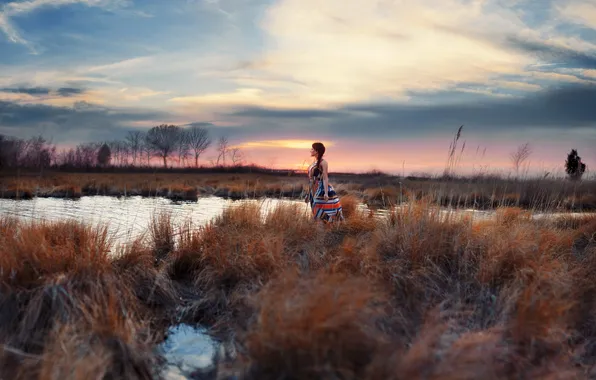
0,0,595,173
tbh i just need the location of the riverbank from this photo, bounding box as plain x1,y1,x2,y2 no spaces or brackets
2,170,596,211
1,200,596,378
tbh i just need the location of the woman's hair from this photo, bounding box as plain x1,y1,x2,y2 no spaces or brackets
312,142,326,170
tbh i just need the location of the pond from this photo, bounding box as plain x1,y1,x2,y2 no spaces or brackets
0,195,591,250
0,195,311,249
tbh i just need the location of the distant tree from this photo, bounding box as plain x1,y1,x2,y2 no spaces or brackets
0,134,5,169
146,124,181,168
0,135,25,168
186,126,212,167
510,142,532,177
141,138,152,166
108,140,129,166
230,147,245,166
565,149,586,181
76,143,99,168
216,136,229,166
97,143,112,167
125,131,144,166
177,131,190,167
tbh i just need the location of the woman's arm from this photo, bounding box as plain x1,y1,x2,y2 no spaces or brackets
322,160,329,199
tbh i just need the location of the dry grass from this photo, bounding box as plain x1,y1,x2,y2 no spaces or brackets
3,170,595,211
1,203,596,378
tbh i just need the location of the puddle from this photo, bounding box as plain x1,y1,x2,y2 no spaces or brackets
156,324,219,379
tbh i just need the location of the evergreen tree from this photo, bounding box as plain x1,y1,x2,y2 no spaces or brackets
565,149,586,180
97,143,112,167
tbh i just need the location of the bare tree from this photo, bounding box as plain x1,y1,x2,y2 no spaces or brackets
186,126,212,167
18,135,55,170
125,131,144,166
141,138,152,166
177,131,190,167
145,124,182,168
510,142,532,177
230,147,244,166
108,141,125,167
76,143,99,167
216,136,229,166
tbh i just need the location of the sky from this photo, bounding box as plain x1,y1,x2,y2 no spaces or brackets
0,0,595,175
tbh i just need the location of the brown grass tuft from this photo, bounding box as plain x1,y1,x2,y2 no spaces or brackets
238,271,390,379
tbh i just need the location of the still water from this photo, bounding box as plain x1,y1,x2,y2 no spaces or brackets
0,195,310,248
0,195,590,250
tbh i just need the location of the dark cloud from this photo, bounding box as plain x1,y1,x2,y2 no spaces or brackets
185,122,216,128
0,87,51,95
229,108,345,119
0,86,87,97
0,100,171,143
2,83,594,149
56,87,85,97
221,83,596,140
504,37,596,69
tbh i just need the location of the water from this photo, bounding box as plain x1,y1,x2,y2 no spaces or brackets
0,195,309,249
156,324,219,379
0,196,592,250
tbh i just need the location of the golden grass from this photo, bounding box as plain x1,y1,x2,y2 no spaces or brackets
1,204,596,377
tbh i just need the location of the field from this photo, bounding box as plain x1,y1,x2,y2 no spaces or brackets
1,196,596,379
1,169,596,211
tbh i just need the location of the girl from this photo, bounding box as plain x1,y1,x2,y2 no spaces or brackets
306,142,344,223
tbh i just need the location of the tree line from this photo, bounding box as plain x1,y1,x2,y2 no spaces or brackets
0,124,246,170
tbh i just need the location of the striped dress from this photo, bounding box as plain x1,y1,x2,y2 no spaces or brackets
307,160,344,223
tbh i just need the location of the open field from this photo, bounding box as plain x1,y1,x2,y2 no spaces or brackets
1,198,596,379
1,169,596,211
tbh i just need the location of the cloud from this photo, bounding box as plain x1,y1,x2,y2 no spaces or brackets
162,0,596,112
86,56,154,73
0,86,51,95
0,99,171,143
240,0,534,105
504,36,596,69
220,83,596,140
0,85,88,99
558,0,596,30
0,0,130,51
0,11,33,51
229,107,345,119
56,87,85,96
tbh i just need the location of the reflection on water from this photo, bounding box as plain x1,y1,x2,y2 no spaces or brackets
156,324,219,379
0,196,309,249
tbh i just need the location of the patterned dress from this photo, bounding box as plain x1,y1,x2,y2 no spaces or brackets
307,160,344,223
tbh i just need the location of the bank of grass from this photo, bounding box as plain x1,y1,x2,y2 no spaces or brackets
1,201,596,378
2,169,595,211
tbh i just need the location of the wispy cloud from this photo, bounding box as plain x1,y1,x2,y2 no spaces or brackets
0,11,34,51
0,0,130,51
558,0,596,30
86,56,154,73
